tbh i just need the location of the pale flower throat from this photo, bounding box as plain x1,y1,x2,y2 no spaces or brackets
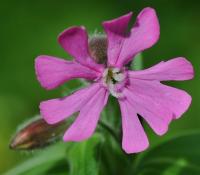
102,68,125,98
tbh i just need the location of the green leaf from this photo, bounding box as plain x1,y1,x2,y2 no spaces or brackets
131,53,143,70
66,134,103,175
99,137,134,175
4,142,68,175
134,131,200,175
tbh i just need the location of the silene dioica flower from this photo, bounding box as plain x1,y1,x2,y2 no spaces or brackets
35,7,194,153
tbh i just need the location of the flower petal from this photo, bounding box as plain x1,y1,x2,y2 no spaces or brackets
102,12,133,67
63,87,108,141
58,26,103,71
123,86,171,135
35,55,100,90
103,7,159,67
128,79,191,123
119,99,149,154
40,83,101,124
129,57,194,81
117,7,160,67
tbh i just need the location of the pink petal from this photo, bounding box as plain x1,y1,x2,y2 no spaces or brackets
58,26,103,72
117,7,160,67
103,7,159,67
63,87,109,141
35,55,100,90
128,79,191,123
40,83,101,124
119,99,149,154
129,57,194,81
102,12,133,67
124,87,171,135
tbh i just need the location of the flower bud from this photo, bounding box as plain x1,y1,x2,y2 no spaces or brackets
89,35,107,64
9,117,68,150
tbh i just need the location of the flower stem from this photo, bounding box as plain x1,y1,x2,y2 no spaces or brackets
98,120,120,143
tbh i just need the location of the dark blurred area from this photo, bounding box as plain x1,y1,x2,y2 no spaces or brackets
0,0,200,173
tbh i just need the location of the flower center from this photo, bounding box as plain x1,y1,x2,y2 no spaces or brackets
102,68,125,98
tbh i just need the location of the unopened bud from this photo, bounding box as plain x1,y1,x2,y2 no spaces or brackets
89,35,107,64
9,117,68,150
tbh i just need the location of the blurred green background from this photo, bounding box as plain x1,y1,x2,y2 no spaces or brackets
0,0,200,173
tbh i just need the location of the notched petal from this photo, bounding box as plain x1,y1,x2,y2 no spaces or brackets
35,55,99,90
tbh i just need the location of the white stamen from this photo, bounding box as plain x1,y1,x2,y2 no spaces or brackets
112,67,120,73
102,67,125,98
108,81,122,98
113,73,125,82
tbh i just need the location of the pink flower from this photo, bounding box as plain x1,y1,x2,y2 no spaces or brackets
35,7,194,153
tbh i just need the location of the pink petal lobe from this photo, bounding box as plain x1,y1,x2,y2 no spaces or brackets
129,57,194,81
103,8,159,67
40,83,101,124
35,55,100,90
126,79,191,133
124,86,171,135
116,7,160,67
63,87,109,142
58,26,103,72
119,99,149,154
102,12,133,67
